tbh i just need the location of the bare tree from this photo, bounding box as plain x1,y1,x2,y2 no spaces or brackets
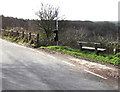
36,3,59,39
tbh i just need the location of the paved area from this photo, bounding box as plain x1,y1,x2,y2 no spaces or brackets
0,38,118,90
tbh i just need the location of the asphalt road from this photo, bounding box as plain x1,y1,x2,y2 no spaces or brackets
0,38,118,90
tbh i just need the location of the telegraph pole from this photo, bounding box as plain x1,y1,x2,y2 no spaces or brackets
56,18,58,46
55,11,59,46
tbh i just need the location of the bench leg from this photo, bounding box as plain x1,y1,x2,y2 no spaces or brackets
79,43,82,50
94,44,99,55
95,50,99,55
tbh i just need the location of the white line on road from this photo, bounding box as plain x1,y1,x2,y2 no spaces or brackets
47,55,56,59
36,51,46,55
84,70,107,80
62,61,75,66
69,58,80,62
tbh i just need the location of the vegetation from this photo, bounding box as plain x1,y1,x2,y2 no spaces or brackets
36,3,59,39
1,15,119,50
40,46,120,65
2,36,35,47
2,36,18,41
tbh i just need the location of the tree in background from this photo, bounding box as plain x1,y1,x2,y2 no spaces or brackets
36,3,59,40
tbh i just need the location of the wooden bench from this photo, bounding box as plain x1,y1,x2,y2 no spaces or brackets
77,41,106,55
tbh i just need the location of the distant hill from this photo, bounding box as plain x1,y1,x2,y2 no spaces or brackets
1,15,119,41
108,21,120,26
1,15,119,49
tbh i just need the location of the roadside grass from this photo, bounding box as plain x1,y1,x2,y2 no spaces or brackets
2,36,35,47
3,36,16,41
40,46,120,65
3,36,24,43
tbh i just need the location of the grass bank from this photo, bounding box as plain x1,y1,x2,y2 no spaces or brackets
40,46,120,65
2,36,35,47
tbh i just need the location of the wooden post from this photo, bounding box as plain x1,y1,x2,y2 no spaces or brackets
94,43,98,55
28,32,31,41
26,33,29,42
9,31,12,37
36,33,39,47
22,31,24,39
8,31,10,37
16,31,19,38
16,31,19,40
14,31,18,40
11,31,13,38
79,43,82,50
6,31,8,36
12,31,15,38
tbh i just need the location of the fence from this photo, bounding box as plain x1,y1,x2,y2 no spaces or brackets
1,29,40,47
1,29,120,54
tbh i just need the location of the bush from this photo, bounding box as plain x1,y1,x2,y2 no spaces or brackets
115,53,120,58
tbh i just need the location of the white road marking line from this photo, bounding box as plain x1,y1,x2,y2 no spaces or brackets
84,70,107,80
36,51,45,55
47,55,56,59
69,58,80,62
62,61,75,66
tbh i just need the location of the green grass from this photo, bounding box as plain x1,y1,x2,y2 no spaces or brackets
2,36,35,47
3,36,24,43
40,46,120,65
3,36,16,40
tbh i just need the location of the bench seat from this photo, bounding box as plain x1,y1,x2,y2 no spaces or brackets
82,46,106,51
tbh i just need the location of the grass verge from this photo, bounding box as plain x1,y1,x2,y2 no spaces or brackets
40,46,120,65
2,36,35,47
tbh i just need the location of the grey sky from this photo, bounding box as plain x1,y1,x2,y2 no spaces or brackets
0,0,119,21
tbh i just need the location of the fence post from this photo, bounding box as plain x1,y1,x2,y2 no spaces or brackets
36,33,39,47
8,31,11,37
26,33,29,42
28,32,31,41
11,31,13,38
16,31,19,37
14,31,18,40
9,31,12,37
22,31,24,39
6,31,9,36
16,31,19,40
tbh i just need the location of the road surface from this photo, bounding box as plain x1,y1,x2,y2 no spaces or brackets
0,38,118,90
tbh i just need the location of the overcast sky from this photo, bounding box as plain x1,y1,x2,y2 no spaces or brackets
0,0,119,21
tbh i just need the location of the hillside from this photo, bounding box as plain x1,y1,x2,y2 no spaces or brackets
1,15,119,50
